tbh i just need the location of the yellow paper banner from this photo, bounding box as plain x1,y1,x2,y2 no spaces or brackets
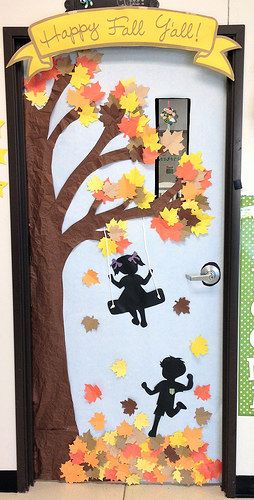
7,7,241,80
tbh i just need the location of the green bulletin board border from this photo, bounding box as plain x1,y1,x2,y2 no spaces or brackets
238,195,254,416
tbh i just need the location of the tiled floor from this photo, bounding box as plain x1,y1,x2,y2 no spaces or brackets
0,482,250,499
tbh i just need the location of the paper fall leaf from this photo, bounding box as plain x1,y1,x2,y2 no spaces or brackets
173,297,190,315
84,384,102,403
82,269,100,287
98,237,118,257
81,82,105,102
67,88,88,111
87,175,104,192
116,175,137,199
121,398,138,416
183,426,203,452
195,407,212,426
0,181,8,198
81,316,99,333
194,385,211,401
125,167,145,188
134,413,149,430
89,412,106,431
111,359,127,378
70,64,91,89
78,105,98,127
25,91,48,108
190,336,208,357
151,218,184,242
161,130,185,156
0,149,8,165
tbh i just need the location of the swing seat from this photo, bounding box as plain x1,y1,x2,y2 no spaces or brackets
108,289,165,315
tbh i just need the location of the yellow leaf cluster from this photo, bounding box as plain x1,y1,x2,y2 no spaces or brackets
70,64,91,89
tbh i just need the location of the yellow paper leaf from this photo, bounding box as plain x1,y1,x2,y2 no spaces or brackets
103,431,117,446
160,207,179,226
106,218,127,231
111,359,127,378
0,181,8,198
173,469,182,483
169,431,188,448
179,152,205,172
0,120,5,136
82,269,100,287
87,175,104,192
98,237,117,257
70,64,91,89
191,210,214,236
126,474,141,485
121,78,136,87
0,149,7,165
136,189,155,209
25,91,48,108
142,126,161,152
125,168,145,188
190,336,208,357
137,114,150,133
78,104,98,127
134,412,149,430
136,458,155,473
192,469,206,485
120,91,139,113
89,412,106,431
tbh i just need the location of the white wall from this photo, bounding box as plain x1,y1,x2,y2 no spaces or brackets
0,0,252,474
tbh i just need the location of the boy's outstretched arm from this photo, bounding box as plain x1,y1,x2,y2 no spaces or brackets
141,381,160,395
176,374,194,392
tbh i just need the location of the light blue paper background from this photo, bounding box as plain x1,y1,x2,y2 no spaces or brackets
50,47,226,463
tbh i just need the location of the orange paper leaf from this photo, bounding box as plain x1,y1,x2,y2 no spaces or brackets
89,412,106,431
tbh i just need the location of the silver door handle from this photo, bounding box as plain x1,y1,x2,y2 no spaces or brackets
185,263,221,286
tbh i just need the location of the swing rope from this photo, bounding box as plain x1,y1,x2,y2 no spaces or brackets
103,228,115,309
141,218,161,300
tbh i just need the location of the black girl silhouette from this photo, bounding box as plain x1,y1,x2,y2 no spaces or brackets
108,252,165,327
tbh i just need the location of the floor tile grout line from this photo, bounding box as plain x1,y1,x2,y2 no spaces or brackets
123,484,127,500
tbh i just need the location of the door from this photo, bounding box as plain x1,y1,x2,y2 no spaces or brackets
4,25,244,495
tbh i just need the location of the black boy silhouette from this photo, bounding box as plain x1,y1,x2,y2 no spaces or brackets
142,356,193,436
108,252,165,328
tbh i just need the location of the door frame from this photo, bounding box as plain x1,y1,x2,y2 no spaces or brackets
3,25,244,496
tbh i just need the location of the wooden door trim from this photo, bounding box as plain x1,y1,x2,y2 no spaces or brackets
3,24,245,496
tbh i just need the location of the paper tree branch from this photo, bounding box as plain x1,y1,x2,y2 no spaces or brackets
62,179,183,249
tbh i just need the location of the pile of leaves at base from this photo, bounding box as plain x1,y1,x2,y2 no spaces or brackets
60,422,221,486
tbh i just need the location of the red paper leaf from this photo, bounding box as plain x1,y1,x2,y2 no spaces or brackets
24,64,60,94
116,238,132,254
111,81,125,99
143,471,157,483
70,450,85,465
118,116,140,137
105,468,117,481
81,82,105,102
92,191,112,203
76,55,98,77
199,170,212,190
151,217,184,241
123,443,141,458
143,147,160,165
175,161,198,181
194,385,211,401
84,384,102,403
